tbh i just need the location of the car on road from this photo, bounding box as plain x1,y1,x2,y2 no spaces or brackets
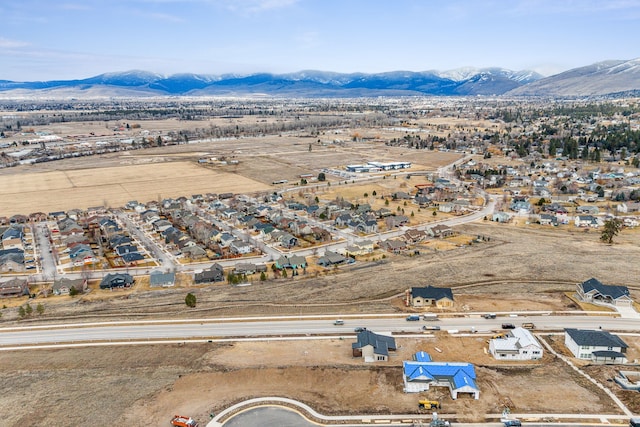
333,319,344,326
354,327,367,332
501,323,516,329
422,325,441,331
406,315,421,321
482,313,497,319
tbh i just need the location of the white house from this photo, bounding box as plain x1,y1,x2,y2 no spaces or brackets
564,328,628,364
489,327,544,361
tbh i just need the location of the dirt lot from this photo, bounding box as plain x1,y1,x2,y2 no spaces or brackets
1,333,637,427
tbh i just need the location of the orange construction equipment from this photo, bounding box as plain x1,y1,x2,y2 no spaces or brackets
171,415,199,427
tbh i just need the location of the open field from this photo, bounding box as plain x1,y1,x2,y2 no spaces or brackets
0,161,271,215
0,129,461,216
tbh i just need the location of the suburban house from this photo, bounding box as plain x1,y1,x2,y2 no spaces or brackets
275,255,307,271
344,239,374,257
564,328,628,364
194,263,225,284
576,278,633,307
52,278,87,295
492,212,511,223
402,352,480,399
317,250,350,267
427,224,453,238
149,270,176,287
407,286,454,309
0,278,29,298
539,213,558,226
379,239,407,253
575,215,601,228
403,229,428,243
352,330,397,362
99,273,134,289
233,263,267,275
489,327,544,361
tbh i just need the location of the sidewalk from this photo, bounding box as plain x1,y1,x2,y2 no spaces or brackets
206,396,633,427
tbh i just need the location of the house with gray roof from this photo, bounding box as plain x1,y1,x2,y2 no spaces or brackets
576,278,633,307
352,330,397,362
564,328,628,364
149,270,175,287
194,263,224,284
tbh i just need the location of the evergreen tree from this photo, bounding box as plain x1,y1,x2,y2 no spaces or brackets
185,293,197,308
600,218,622,244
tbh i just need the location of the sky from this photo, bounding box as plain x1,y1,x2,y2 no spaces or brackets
1,0,640,81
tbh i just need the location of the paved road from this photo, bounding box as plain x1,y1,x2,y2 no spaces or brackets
222,407,315,427
0,314,637,347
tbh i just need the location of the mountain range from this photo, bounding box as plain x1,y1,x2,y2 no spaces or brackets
1,59,639,98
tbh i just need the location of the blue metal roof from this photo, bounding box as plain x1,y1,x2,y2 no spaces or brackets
414,351,432,362
403,361,478,391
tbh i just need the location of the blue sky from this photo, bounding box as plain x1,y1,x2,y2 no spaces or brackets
1,0,639,81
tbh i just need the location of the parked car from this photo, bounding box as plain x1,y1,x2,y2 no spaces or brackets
501,323,516,329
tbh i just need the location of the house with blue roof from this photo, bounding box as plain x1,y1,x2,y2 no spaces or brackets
576,278,633,307
402,352,479,399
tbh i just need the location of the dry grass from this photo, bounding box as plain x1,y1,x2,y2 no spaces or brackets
0,161,270,215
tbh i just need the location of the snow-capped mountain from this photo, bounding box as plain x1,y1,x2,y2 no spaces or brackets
0,59,638,98
507,59,640,97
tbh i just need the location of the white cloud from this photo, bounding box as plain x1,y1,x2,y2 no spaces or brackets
0,37,30,49
222,0,299,14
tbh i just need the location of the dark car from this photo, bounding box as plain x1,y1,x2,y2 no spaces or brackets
501,323,516,329
354,327,367,332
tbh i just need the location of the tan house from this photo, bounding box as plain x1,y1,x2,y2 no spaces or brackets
407,286,454,309
344,239,374,257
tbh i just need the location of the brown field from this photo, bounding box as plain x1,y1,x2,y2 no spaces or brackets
0,130,461,217
2,333,637,427
0,161,271,215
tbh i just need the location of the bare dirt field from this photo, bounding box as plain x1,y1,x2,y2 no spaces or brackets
1,333,636,427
